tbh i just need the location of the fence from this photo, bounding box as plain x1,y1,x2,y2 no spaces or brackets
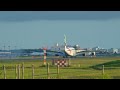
0,63,120,79
0,63,61,79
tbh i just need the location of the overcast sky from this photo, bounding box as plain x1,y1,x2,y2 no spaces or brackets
0,11,120,49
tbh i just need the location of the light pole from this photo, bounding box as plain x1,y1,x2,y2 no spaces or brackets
3,44,5,55
14,46,17,57
8,45,11,59
15,46,17,50
8,46,10,51
2,44,5,59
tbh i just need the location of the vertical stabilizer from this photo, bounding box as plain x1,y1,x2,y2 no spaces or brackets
64,34,67,46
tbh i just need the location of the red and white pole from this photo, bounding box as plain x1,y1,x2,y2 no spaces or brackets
43,48,47,65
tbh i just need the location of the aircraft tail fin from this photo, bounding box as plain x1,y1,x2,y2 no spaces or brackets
64,34,67,46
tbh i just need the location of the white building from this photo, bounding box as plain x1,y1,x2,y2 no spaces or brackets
118,49,120,53
92,46,100,51
108,48,118,53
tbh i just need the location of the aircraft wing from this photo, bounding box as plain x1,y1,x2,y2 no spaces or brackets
48,49,62,53
76,49,92,54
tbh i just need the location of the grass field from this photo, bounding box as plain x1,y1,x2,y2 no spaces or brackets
0,56,120,79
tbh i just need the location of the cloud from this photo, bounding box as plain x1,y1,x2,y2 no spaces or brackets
0,11,120,22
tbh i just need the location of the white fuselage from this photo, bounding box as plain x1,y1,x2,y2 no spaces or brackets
64,46,76,56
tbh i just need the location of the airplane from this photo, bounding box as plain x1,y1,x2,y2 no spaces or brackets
50,35,88,58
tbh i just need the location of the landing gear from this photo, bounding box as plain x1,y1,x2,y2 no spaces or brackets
63,55,68,58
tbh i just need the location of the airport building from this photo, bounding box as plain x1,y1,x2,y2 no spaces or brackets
108,48,118,53
99,48,108,52
118,49,120,53
92,46,100,51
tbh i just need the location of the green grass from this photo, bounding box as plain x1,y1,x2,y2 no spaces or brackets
91,60,120,70
0,57,120,79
